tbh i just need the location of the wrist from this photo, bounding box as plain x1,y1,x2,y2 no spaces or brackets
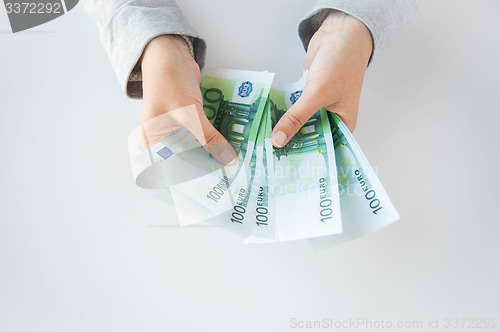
319,11,373,61
141,35,192,72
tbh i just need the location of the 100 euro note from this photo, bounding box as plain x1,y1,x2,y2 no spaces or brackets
226,89,270,236
169,69,274,227
318,112,399,245
248,73,342,242
246,105,277,240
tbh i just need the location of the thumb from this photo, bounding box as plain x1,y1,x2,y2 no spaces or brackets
271,91,323,148
173,104,238,165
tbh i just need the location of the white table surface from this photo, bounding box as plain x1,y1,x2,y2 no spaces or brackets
1,1,499,331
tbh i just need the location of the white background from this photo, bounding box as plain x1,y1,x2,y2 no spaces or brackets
1,1,499,331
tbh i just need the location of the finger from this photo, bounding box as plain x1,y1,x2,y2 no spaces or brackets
138,107,182,151
271,91,323,148
172,104,238,165
198,116,238,165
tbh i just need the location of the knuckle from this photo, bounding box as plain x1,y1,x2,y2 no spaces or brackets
286,113,305,129
204,128,220,145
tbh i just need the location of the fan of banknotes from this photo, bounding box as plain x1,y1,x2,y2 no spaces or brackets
128,68,399,243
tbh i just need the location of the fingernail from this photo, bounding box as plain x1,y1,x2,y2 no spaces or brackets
219,148,237,165
272,131,287,148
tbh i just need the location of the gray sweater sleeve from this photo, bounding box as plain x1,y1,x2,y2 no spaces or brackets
84,0,417,99
298,0,419,60
82,0,206,98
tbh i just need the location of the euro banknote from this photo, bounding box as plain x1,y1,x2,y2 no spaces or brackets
128,68,399,243
169,69,274,226
327,112,399,240
264,73,342,241
246,105,277,239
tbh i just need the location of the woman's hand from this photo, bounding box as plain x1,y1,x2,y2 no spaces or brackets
140,35,237,165
272,11,373,147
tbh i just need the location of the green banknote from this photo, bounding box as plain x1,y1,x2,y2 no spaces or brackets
256,73,342,241
169,69,274,227
325,112,399,242
132,68,398,243
228,92,268,234
246,104,277,239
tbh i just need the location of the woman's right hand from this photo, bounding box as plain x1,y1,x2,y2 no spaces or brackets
140,35,237,165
